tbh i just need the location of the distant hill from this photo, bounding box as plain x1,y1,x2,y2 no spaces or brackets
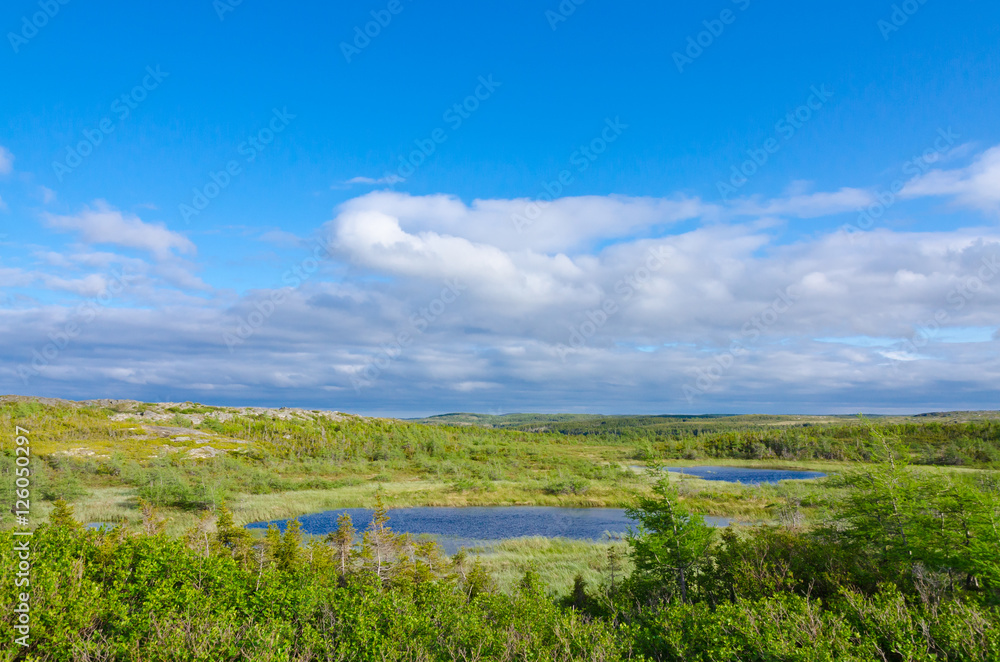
408,411,1000,437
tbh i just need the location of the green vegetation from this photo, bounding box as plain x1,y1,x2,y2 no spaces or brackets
2,500,620,661
0,398,655,533
470,537,631,597
417,411,1000,465
1,397,998,532
2,433,998,660
602,437,1000,660
2,398,1000,659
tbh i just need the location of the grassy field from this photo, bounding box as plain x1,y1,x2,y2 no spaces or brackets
3,396,999,593
475,537,632,597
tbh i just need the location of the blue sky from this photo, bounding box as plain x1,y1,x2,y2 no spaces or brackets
1,0,999,415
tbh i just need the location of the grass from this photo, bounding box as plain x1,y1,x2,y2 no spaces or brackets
473,537,632,597
3,396,998,585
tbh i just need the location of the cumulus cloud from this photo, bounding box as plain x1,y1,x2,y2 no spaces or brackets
7,211,998,413
333,191,714,254
334,208,591,310
902,145,1000,213
43,201,196,260
6,147,1000,413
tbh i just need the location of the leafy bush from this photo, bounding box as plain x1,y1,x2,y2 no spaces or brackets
132,462,230,509
38,468,89,502
0,508,623,661
544,478,590,495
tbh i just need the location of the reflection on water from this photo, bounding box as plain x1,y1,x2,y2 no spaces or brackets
247,506,732,554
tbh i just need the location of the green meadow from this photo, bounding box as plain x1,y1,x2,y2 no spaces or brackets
3,397,999,659
3,397,998,535
3,397,998,584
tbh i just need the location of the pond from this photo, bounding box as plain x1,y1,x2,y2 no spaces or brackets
247,506,732,554
657,465,827,484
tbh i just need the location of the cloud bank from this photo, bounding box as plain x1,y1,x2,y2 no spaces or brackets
2,146,1000,415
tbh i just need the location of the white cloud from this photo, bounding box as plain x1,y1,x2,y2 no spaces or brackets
0,266,33,288
333,191,714,254
902,145,1000,213
40,274,110,297
6,148,1000,412
335,174,406,189
0,146,13,175
334,208,588,309
43,201,196,260
1,223,997,413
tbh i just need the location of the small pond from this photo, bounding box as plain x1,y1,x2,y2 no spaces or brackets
657,465,827,484
247,506,732,554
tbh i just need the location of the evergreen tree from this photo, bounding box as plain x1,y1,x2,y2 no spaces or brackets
625,477,714,604
263,523,282,567
215,502,252,564
274,519,303,572
326,511,357,575
361,492,395,583
48,498,80,529
831,432,923,582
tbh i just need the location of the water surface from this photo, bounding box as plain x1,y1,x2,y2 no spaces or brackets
660,465,826,484
247,506,731,554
